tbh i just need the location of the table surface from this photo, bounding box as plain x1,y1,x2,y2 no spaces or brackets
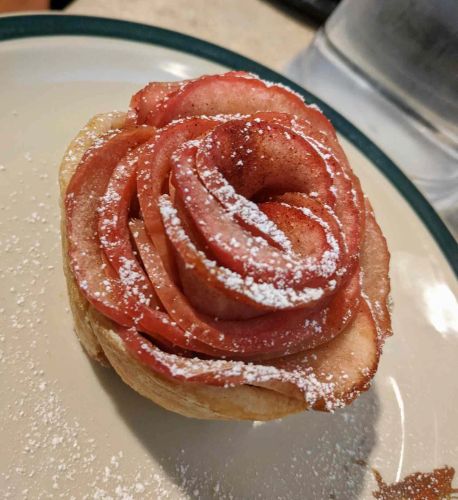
67,0,317,71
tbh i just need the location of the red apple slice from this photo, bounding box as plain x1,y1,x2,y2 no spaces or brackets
147,73,318,127
93,141,227,353
65,127,154,325
131,71,253,125
360,201,392,344
128,81,183,125
155,196,361,358
117,300,377,411
117,201,388,406
136,116,221,279
172,135,341,297
98,145,158,306
241,111,364,266
65,126,193,347
259,195,344,273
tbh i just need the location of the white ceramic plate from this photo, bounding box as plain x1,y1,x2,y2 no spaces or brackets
0,14,457,500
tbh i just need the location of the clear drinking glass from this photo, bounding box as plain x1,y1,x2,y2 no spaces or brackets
287,0,458,235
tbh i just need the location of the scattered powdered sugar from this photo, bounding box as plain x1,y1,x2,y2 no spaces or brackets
138,339,340,410
292,204,341,277
0,142,240,499
167,113,249,129
101,185,122,205
261,78,307,103
118,257,151,307
172,144,341,289
64,126,122,166
158,196,326,309
292,128,336,181
0,154,171,498
249,73,325,116
0,367,189,499
3,75,393,498
0,74,400,499
196,163,293,253
307,103,323,112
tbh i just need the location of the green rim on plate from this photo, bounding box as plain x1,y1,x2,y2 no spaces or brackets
1,13,456,275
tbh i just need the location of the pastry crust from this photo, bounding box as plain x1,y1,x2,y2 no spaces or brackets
59,113,387,420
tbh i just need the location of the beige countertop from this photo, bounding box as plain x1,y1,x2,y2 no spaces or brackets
67,0,317,72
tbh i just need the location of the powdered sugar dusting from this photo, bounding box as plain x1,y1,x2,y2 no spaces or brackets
293,204,340,277
197,161,293,253
0,152,377,499
0,147,181,498
159,196,325,309
0,77,395,500
137,336,341,409
118,256,151,307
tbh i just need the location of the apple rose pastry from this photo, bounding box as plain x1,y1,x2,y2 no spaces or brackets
60,72,391,420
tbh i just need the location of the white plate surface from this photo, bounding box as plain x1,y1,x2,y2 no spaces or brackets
0,22,457,500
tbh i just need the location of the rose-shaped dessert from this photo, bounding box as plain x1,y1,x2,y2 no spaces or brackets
60,72,391,420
